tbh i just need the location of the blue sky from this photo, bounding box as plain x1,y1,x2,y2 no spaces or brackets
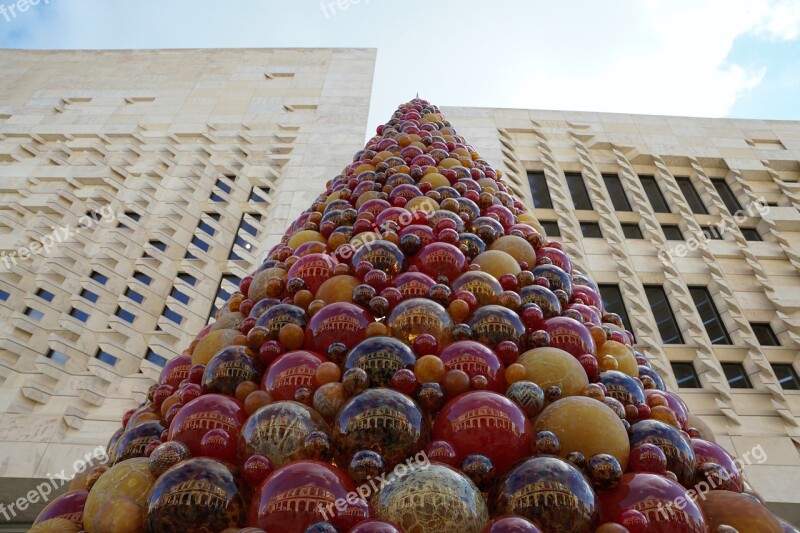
1,0,798,131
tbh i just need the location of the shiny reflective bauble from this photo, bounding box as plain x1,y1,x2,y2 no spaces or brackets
698,491,783,532
519,285,562,319
348,449,385,485
630,419,696,487
82,458,155,533
467,305,525,349
263,350,328,401
629,443,668,474
472,250,521,280
481,515,543,533
533,396,630,470
424,439,459,466
305,302,374,353
541,316,596,357
505,381,545,417
255,304,308,338
434,390,532,475
599,473,707,532
149,440,192,478
530,264,572,296
370,463,488,533
599,370,646,406
29,518,82,533
316,275,361,304
238,401,330,467
348,519,404,533
313,382,348,422
202,346,258,396
332,388,430,470
287,253,337,293
439,340,507,393
113,420,165,463
411,242,468,282
690,438,743,492
586,453,623,490
491,456,598,532
489,235,537,266
250,460,368,533
344,336,416,387
168,394,247,456
159,354,193,388
392,272,436,300
516,347,589,397
352,240,406,276
386,298,453,347
461,453,496,489
192,329,248,366
146,458,245,532
451,271,503,306
597,340,637,377
33,490,87,526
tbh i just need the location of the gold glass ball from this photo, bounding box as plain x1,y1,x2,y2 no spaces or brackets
517,347,589,397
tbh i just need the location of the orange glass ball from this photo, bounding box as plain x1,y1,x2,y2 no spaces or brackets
517,347,589,397
471,250,521,280
415,355,446,383
598,340,638,377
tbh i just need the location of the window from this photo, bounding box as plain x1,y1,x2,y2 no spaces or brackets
162,306,184,324
171,287,191,305
80,288,99,303
751,323,780,346
90,271,108,285
527,172,553,209
565,173,593,210
207,213,221,221
580,222,603,238
240,218,260,237
69,308,89,322
640,176,670,213
178,273,197,286
644,285,684,344
25,307,44,321
149,240,167,252
210,274,242,318
115,307,136,323
215,178,232,194
621,223,644,239
191,236,210,252
661,225,683,240
249,186,272,203
145,349,167,367
47,349,69,364
598,284,633,332
712,179,743,215
134,271,153,285
198,220,217,236
0,289,8,301
689,287,731,344
700,226,723,240
676,178,708,214
740,228,762,241
124,288,144,304
672,362,701,388
210,192,226,203
540,220,560,237
772,364,800,390
229,218,255,259
602,174,632,211
722,363,752,389
124,211,141,222
36,289,54,302
95,349,118,366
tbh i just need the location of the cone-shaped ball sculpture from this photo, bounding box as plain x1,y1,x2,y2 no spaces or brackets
38,99,789,533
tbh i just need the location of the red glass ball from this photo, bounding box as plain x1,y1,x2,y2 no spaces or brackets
168,394,247,456
542,316,597,357
411,242,468,282
305,302,374,353
287,253,337,294
439,340,507,392
159,355,192,388
482,515,543,533
629,443,668,474
243,455,274,488
262,350,328,401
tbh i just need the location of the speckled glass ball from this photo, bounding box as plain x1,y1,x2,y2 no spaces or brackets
505,381,545,417
113,420,165,463
149,440,192,478
586,453,623,490
82,458,155,533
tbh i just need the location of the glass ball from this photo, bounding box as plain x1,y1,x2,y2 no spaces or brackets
533,396,630,470
192,329,248,366
467,305,525,349
517,347,589,397
146,458,245,532
439,340,507,393
536,247,571,273
411,242,468,282
344,336,416,387
482,515,543,532
316,275,361,304
700,490,783,532
352,240,407,276
168,394,247,456
599,371,646,406
472,250,521,279
690,438,743,492
597,340,637,377
489,235,537,266
490,456,598,532
249,460,368,533
238,401,330,467
332,388,430,471
386,298,453,347
202,346,259,396
287,253,338,294
630,419,696,487
434,390,533,475
519,285,562,319
451,271,503,306
33,489,87,527
114,420,165,463
370,463,488,533
263,350,328,401
541,317,596,358
149,440,192,478
313,382,348,422
89,497,145,533
505,381,545,417
82,458,155,533
159,354,193,388
349,519,404,533
392,272,436,300
30,518,82,533
530,264,572,296
305,302,374,353
586,454,623,490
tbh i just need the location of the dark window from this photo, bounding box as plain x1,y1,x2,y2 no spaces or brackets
0,289,8,301
47,349,69,364
95,349,118,366
125,288,144,304
712,179,743,215
223,274,242,286
91,271,108,285
672,362,702,388
580,222,603,238
185,251,197,260
36,289,54,302
208,213,221,221
162,306,184,324
565,173,593,210
540,220,560,237
115,307,136,324
598,284,633,332
527,172,553,209
198,220,217,236
215,178,232,194
191,236,210,252
210,275,242,318
134,271,153,285
621,223,644,239
240,218,259,237
640,176,670,213
772,364,800,390
80,289,99,303
751,323,780,346
178,273,197,286
662,225,683,240
701,226,723,240
689,287,732,344
25,307,44,321
250,187,272,203
69,308,89,322
602,174,632,211
676,178,708,214
210,192,226,203
644,285,684,344
171,287,191,305
722,363,752,389
250,213,263,222
149,240,167,251
740,228,762,241
146,349,167,367
125,211,141,222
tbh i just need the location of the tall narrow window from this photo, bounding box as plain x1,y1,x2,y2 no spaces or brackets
676,178,708,214
598,284,633,332
95,349,118,366
712,179,743,215
565,173,593,210
145,349,167,368
672,362,702,388
527,172,553,209
689,287,731,344
772,364,800,390
621,223,644,239
540,220,560,237
640,176,670,213
602,174,632,211
751,323,780,346
580,222,603,238
722,363,752,389
644,285,684,344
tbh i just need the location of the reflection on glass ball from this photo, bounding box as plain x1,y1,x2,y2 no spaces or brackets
392,272,437,300
531,265,572,296
146,458,245,532
349,518,404,533
332,388,430,470
638,365,666,391
597,341,637,377
386,298,453,347
491,456,598,533
411,242,468,282
489,235,537,266
82,458,155,533
698,490,782,533
467,305,525,349
159,354,193,388
305,302,374,353
256,304,308,338
352,240,407,276
630,420,696,487
472,250,521,280
33,490,87,527
452,271,503,306
193,329,248,366
542,317,596,358
238,401,330,467
114,420,165,463
482,515,543,533
439,340,507,393
519,285,562,318
168,394,247,456
287,253,338,294
599,371,646,406
344,336,416,387
202,346,258,396
690,438,743,492
517,347,589,397
263,350,328,401
371,463,488,533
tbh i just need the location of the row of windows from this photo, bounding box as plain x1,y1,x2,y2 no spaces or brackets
546,217,761,242
672,361,799,390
